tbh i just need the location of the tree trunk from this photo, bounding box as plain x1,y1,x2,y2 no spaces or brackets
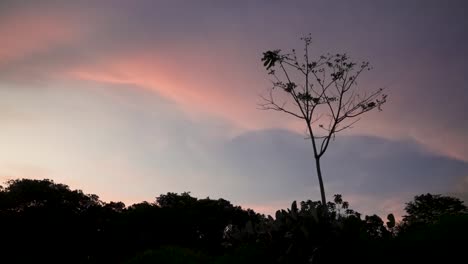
315,157,327,206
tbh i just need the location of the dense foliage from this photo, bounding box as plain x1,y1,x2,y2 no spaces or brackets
0,179,466,263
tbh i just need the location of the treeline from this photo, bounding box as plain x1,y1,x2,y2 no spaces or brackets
0,178,467,263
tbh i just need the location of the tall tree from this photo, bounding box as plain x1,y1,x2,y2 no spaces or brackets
260,35,387,205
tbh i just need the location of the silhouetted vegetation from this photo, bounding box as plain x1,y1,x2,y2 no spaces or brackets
0,178,466,263
260,36,387,205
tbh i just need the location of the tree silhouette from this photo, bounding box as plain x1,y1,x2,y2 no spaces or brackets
393,194,468,262
260,35,387,205
401,193,467,227
2,178,467,263
0,178,104,263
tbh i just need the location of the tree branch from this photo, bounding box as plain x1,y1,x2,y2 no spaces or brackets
258,91,305,119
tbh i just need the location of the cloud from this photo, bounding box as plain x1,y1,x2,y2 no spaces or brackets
2,80,467,219
0,8,85,66
0,81,238,204
216,129,468,217
1,0,468,220
66,47,271,131
1,0,467,163
448,176,468,205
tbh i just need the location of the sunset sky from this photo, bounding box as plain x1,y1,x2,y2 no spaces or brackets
1,0,467,218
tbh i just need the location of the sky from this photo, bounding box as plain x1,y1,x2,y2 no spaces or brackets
1,0,468,218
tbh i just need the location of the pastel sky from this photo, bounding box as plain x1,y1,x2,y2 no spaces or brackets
1,0,467,218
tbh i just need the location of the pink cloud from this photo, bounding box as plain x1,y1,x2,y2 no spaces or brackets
66,52,468,164
1,6,464,163
67,47,275,131
0,9,85,66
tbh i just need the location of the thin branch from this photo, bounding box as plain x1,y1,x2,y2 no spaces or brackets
258,91,305,119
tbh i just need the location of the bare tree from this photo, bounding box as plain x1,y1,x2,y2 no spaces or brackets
259,35,387,206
